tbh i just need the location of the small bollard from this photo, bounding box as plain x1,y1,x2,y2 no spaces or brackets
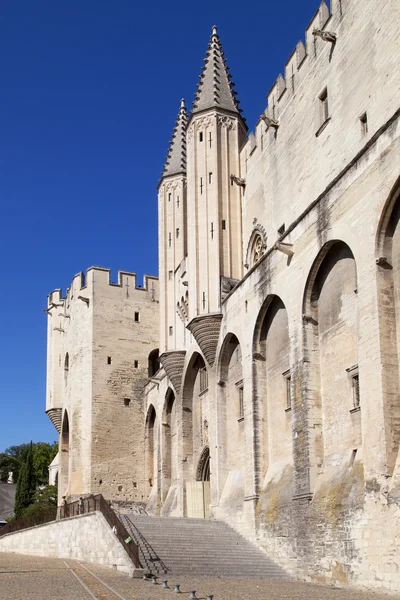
161,580,168,589
188,592,197,599
173,583,181,593
151,575,158,584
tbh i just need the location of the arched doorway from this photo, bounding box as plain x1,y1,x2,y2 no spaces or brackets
187,446,211,519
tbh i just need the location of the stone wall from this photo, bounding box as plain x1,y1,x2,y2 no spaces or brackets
0,512,136,575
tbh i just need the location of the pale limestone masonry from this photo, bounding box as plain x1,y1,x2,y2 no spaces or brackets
46,267,159,502
0,512,136,575
45,0,400,591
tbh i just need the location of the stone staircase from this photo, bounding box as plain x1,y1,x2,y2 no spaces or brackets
119,514,288,578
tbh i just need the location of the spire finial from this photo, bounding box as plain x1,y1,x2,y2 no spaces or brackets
212,25,218,36
180,98,185,109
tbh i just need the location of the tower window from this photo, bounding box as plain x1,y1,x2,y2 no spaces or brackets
222,220,226,230
200,177,203,195
176,228,180,239
169,326,173,336
199,132,203,142
209,131,212,148
107,356,112,365
134,360,139,368
168,232,171,247
209,172,212,184
168,270,173,280
124,398,131,407
177,196,180,208
134,312,140,322
360,112,368,135
347,365,360,412
278,223,285,236
168,193,171,202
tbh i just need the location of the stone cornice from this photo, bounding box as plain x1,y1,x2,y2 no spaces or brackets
46,408,62,433
159,351,186,394
187,313,223,367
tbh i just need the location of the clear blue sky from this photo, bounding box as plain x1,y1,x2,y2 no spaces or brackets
0,0,321,452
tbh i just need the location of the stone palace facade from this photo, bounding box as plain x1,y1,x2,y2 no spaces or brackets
45,0,400,589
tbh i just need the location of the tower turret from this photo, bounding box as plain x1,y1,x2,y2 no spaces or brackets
186,26,247,325
158,99,189,353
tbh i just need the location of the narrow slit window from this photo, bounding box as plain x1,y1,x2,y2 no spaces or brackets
222,220,226,230
168,193,171,202
209,172,212,184
278,223,285,236
199,132,203,142
283,370,291,411
200,177,203,195
238,386,244,418
124,398,131,407
134,360,139,368
168,270,173,280
208,131,212,148
199,367,208,393
107,356,112,365
134,312,140,322
176,228,180,239
168,232,171,247
352,374,360,409
169,326,173,336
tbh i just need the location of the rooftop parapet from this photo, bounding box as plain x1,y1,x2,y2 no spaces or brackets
47,266,159,308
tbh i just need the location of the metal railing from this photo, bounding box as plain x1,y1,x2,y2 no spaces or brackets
59,494,140,568
0,507,57,537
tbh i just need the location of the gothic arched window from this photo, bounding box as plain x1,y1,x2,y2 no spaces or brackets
250,233,265,266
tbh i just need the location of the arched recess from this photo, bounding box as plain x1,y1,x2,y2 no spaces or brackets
375,175,400,471
60,410,70,498
196,446,210,482
145,405,157,498
161,388,176,500
303,240,360,470
254,296,291,481
148,349,160,377
180,352,208,514
217,333,245,499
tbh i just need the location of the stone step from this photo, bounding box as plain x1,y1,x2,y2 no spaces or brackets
120,514,288,579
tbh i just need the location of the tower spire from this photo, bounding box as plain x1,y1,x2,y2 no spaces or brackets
192,25,245,123
162,99,188,178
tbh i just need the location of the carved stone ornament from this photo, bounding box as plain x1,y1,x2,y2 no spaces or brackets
217,115,236,130
187,313,223,367
245,224,268,268
159,350,186,394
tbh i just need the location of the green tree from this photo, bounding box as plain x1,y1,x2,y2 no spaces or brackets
14,442,37,519
0,442,58,485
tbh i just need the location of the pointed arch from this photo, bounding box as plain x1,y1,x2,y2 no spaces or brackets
161,388,176,500
302,240,359,475
60,410,70,497
245,226,267,269
145,405,157,497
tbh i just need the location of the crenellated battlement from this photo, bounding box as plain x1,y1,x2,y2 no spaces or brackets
264,1,331,118
47,266,159,309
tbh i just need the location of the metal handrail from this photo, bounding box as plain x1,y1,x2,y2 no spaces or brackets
59,494,140,568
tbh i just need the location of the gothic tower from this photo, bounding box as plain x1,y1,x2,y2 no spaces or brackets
186,26,247,321
158,99,189,353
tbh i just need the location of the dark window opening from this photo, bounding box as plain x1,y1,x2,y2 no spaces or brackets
124,398,131,407
319,88,329,123
199,367,208,393
360,112,368,135
278,223,285,235
107,356,112,365
134,360,139,368
238,386,244,418
352,374,360,409
134,312,140,322
222,220,226,230
199,132,203,142
148,349,160,377
64,353,69,372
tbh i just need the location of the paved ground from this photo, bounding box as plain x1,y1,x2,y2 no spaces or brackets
0,553,399,600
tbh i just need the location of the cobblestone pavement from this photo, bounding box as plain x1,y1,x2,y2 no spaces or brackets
1,553,399,600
